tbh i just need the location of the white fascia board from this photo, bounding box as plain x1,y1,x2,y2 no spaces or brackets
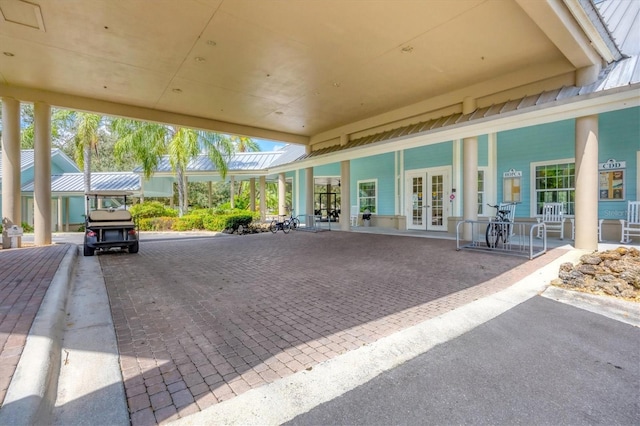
564,0,620,63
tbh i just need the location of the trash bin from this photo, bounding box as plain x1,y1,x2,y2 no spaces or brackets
362,209,371,227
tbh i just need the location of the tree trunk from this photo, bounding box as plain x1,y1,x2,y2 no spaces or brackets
176,168,185,217
83,143,91,193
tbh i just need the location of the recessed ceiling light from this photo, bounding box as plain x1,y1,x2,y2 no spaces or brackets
172,88,182,93
3,52,15,57
206,40,217,46
194,56,206,63
332,82,341,88
400,46,414,53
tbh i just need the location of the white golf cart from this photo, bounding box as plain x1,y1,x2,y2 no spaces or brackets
83,191,139,256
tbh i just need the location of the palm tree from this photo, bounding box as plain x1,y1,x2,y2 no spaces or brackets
230,136,260,197
73,113,102,193
111,119,234,216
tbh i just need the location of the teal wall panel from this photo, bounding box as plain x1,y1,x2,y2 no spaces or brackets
69,196,85,223
404,142,453,170
497,119,574,217
478,135,488,167
598,107,640,219
352,153,395,215
314,163,340,176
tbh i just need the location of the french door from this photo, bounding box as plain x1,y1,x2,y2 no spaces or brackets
406,167,450,231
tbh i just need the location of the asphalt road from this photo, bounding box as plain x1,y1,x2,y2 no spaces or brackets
286,296,640,425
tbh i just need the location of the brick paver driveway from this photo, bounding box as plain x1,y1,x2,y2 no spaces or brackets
99,231,567,425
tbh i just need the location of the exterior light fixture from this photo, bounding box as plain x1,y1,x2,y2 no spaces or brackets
172,88,182,93
194,56,206,63
401,46,414,53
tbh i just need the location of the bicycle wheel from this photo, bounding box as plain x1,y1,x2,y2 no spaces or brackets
290,217,300,230
282,220,291,234
485,222,501,248
269,220,277,233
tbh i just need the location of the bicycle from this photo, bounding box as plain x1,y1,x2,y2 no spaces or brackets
485,203,516,248
286,209,301,230
269,215,290,234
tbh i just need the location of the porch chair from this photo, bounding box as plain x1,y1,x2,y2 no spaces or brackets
498,202,517,236
537,202,566,239
350,205,359,226
620,201,640,243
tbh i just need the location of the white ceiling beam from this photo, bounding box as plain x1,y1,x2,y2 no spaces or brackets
515,0,603,68
0,84,310,145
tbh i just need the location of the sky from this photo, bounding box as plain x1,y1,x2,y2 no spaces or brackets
255,139,285,151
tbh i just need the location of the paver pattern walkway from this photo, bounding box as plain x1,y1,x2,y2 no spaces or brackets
98,231,568,425
0,244,69,405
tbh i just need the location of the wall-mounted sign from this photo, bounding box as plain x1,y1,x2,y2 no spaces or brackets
599,159,626,170
503,169,522,203
598,159,625,201
503,168,523,178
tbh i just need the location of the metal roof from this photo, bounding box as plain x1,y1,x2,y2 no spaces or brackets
21,172,140,194
596,0,640,56
138,144,306,174
0,149,80,177
299,54,640,160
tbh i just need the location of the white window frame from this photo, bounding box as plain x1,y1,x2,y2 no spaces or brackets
530,158,575,217
357,179,378,214
477,168,487,216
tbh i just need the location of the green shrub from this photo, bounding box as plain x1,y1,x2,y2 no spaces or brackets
21,222,34,233
138,217,176,231
203,213,255,231
130,201,177,220
173,214,205,231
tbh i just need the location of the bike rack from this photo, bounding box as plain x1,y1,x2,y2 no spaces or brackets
455,220,547,259
296,214,331,232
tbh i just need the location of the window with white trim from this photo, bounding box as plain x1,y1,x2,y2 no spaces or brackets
358,179,377,213
477,170,485,215
534,161,575,215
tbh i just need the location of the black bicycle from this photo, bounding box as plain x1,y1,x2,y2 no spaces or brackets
269,215,290,234
485,203,516,248
286,209,301,230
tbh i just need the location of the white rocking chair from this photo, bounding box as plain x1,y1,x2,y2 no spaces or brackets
537,202,565,239
620,201,640,243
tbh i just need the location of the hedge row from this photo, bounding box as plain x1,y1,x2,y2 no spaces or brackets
136,211,258,232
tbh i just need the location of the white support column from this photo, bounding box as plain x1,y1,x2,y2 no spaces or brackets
65,198,70,232
278,173,286,216
575,115,599,250
305,167,314,225
249,178,256,211
259,176,266,221
57,196,63,232
340,160,351,231
463,136,478,241
1,98,21,244
34,102,52,245
230,176,235,209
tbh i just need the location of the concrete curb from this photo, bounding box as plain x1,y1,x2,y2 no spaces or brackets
542,286,640,327
0,244,77,426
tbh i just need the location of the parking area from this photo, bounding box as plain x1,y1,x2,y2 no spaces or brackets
96,231,569,424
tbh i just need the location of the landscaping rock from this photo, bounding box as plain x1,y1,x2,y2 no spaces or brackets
552,247,640,302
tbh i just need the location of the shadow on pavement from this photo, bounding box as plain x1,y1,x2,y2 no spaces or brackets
95,231,567,424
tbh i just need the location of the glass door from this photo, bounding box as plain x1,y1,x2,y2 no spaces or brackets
407,174,426,230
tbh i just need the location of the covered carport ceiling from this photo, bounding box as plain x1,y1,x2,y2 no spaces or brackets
0,0,600,146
